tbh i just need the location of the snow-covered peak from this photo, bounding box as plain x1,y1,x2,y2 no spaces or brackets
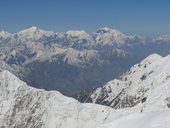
18,26,39,33
95,27,129,46
97,27,123,35
25,26,38,31
18,26,54,35
0,31,11,38
16,26,55,41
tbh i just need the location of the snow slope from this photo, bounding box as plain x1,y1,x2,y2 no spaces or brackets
88,54,170,111
1,70,170,128
0,70,118,128
98,110,170,128
1,52,170,127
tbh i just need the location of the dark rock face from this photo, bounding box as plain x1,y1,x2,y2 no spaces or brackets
165,97,170,108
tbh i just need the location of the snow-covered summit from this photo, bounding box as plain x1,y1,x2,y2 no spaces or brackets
16,26,55,41
97,27,124,35
18,26,53,34
95,27,130,46
0,31,11,38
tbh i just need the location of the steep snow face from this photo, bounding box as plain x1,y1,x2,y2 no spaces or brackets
98,110,170,128
0,70,118,128
88,54,170,111
89,79,127,106
63,48,100,65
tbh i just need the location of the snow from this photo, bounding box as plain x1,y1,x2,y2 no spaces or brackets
95,27,129,46
153,34,170,43
1,52,170,127
89,53,170,111
66,30,90,40
0,70,117,128
0,31,11,38
90,79,127,104
16,26,55,41
98,110,170,128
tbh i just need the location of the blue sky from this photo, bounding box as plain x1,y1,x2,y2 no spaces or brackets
0,0,170,35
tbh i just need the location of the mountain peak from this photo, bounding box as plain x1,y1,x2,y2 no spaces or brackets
18,26,40,34
17,26,54,39
96,27,123,34
0,31,11,37
27,26,38,31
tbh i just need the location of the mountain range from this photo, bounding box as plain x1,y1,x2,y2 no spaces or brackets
1,26,170,97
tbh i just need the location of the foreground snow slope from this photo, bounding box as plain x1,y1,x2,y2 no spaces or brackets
98,110,170,128
0,70,119,128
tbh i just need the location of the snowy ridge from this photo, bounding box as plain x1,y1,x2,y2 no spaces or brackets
88,54,170,111
0,70,117,128
0,69,170,128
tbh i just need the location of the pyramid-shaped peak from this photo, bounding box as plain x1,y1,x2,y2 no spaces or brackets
28,26,38,31
18,26,40,33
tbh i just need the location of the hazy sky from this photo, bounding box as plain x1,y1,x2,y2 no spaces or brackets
0,0,170,35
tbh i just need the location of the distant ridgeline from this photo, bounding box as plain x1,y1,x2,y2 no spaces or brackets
1,26,170,98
